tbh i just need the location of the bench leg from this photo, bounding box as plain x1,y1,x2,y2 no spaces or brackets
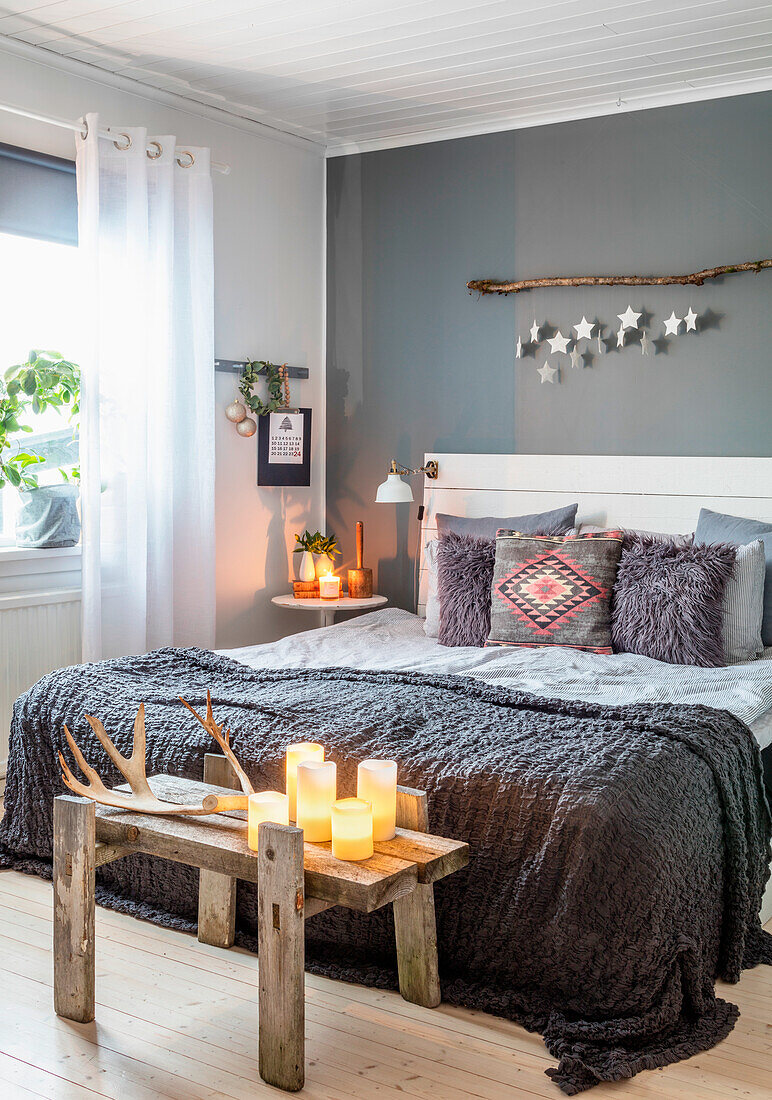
393,883,441,1008
198,753,239,947
53,795,96,1023
258,822,305,1092
393,783,442,1007
198,871,237,948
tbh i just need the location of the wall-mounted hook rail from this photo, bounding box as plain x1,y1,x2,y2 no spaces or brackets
214,358,309,379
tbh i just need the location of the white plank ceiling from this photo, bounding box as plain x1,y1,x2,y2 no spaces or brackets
1,0,771,154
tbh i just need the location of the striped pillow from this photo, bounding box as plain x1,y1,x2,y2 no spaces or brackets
723,540,765,664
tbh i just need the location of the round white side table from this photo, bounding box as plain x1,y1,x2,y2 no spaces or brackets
271,593,387,628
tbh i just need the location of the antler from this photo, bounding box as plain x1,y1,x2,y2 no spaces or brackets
58,700,248,815
178,690,255,796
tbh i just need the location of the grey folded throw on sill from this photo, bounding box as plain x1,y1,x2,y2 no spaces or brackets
0,649,770,1094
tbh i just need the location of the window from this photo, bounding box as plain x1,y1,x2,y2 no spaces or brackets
0,144,81,547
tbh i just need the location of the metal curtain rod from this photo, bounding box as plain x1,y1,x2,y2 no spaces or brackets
0,100,231,175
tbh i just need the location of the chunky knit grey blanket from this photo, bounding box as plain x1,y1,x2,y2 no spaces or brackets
1,647,770,1094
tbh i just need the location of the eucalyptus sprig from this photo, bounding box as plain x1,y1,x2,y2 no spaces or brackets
293,530,340,557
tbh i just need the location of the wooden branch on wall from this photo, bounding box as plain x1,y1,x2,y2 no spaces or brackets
467,258,772,295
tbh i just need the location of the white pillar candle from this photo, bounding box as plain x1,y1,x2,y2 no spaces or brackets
357,759,398,841
319,573,341,600
296,760,337,842
332,798,373,861
247,791,289,852
285,742,324,821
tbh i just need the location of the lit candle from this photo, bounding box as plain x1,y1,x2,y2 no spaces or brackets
319,573,341,600
296,760,337,842
247,791,289,851
285,742,324,821
357,759,398,841
332,798,374,861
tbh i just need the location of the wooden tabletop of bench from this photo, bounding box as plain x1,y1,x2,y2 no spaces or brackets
94,773,469,914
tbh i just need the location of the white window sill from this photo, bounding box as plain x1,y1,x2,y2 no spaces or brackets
0,544,81,597
0,545,81,563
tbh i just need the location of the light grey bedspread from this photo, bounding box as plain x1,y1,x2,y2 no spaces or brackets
224,608,772,748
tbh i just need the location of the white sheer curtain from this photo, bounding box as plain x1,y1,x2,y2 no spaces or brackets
76,114,215,661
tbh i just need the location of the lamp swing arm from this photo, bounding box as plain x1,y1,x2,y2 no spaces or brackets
388,458,439,479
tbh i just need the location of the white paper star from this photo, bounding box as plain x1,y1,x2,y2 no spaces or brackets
515,336,523,359
547,330,570,355
530,320,540,343
570,345,582,369
684,306,698,332
663,311,682,336
618,305,642,330
640,330,650,356
538,360,558,384
616,324,626,348
574,316,595,341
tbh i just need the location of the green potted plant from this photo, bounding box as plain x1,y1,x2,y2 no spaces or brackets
1,351,81,548
293,530,340,581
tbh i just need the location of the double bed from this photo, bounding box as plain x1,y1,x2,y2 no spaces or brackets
226,605,772,761
0,453,770,1095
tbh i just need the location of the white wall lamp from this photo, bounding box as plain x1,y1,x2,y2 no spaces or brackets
375,459,439,503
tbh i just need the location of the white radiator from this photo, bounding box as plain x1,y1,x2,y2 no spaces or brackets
0,589,81,777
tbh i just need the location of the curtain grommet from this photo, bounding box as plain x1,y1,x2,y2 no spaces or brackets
79,117,89,141
147,141,163,160
176,150,195,168
112,131,132,151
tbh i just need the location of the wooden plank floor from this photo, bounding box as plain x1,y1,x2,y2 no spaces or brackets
0,869,769,1099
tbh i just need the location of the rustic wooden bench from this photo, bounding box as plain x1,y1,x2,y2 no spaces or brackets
53,754,469,1093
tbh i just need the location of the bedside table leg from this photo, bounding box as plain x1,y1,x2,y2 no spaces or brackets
53,795,96,1023
321,609,335,627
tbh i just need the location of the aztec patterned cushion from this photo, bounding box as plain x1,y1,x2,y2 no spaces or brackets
486,530,624,653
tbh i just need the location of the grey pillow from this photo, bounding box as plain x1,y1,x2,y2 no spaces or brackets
722,540,765,664
612,535,736,667
437,503,577,540
423,538,440,637
695,508,772,645
580,523,693,545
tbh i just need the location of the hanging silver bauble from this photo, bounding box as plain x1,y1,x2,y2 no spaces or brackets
225,399,247,423
236,416,257,437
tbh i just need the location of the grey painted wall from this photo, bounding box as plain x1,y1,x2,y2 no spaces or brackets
327,92,772,611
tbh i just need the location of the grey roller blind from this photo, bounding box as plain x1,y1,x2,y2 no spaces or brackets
0,141,77,245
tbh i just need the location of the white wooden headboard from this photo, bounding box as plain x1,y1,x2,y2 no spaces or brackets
418,453,772,615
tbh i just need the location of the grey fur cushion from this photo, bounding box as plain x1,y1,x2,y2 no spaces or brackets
612,535,737,667
436,532,496,647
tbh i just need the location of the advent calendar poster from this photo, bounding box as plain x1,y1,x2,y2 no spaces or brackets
268,411,304,464
257,408,311,486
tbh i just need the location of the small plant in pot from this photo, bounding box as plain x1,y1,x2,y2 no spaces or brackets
293,530,340,581
1,351,81,549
